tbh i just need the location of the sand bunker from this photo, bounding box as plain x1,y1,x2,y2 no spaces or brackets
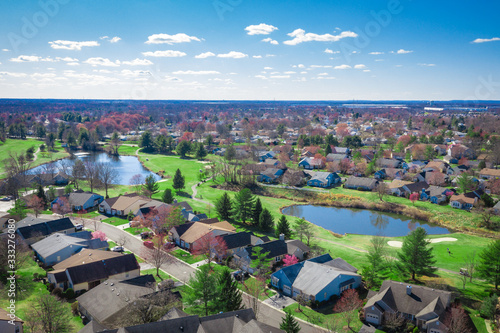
387,237,457,248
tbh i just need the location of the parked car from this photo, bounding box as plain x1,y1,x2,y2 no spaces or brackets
0,196,13,201
143,241,154,249
111,246,124,252
74,224,83,231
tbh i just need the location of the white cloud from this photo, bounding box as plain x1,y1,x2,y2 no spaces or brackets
84,57,120,67
145,33,201,45
2,49,10,52
245,23,278,35
334,64,351,69
395,64,403,67
310,65,332,68
284,71,296,74
0,72,28,77
369,51,384,55
10,55,40,62
121,69,151,77
56,57,79,62
266,54,275,57
253,55,262,59
284,29,357,45
418,63,436,67
391,49,413,54
354,64,366,69
298,64,305,68
217,51,248,59
363,69,371,72
32,73,57,78
270,75,290,79
49,40,100,50
172,70,220,75
318,72,328,76
375,59,384,62
316,76,335,80
110,36,121,43
471,37,500,44
142,50,187,57
255,75,267,80
262,38,278,45
324,48,334,54
264,67,273,70
300,71,307,74
67,62,80,66
195,52,215,59
100,36,109,40
164,76,182,82
122,58,153,66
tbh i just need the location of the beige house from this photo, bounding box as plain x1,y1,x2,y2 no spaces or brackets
47,249,140,293
480,168,500,180
0,307,23,333
98,193,150,216
170,221,236,250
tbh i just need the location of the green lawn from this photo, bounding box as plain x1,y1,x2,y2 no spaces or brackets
102,216,130,226
124,226,150,235
237,277,276,301
198,263,236,274
0,138,70,177
171,248,204,264
285,302,363,331
141,268,178,282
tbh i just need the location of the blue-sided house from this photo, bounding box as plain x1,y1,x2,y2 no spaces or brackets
257,168,284,183
51,192,104,212
420,186,453,204
270,254,361,303
307,172,341,188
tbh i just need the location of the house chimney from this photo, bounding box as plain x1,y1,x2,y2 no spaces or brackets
406,285,412,295
279,233,285,241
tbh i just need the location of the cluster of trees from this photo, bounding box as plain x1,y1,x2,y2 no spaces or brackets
139,130,208,159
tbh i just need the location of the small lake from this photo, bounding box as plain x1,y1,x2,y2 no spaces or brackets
282,205,451,237
28,152,161,185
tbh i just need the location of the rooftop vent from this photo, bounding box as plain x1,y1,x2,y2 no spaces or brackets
406,285,412,296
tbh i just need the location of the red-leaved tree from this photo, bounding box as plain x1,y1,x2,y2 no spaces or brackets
409,192,419,205
333,289,363,330
92,230,107,241
443,305,473,333
283,254,299,267
27,195,45,218
52,196,72,217
192,233,228,269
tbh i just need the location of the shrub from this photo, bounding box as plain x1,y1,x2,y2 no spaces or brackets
46,282,54,292
33,273,39,281
64,288,75,299
52,287,63,297
480,295,498,319
71,301,79,316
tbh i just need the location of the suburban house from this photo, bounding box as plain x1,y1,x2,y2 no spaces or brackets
77,275,180,329
31,231,108,266
420,186,453,204
386,180,413,197
232,238,310,274
98,193,151,217
332,146,350,155
0,307,23,333
374,169,387,180
257,168,285,183
376,158,402,169
300,146,320,158
299,157,325,170
28,172,70,186
344,176,379,191
364,281,453,333
493,201,500,215
384,168,405,180
16,217,76,245
480,168,500,180
219,232,266,256
169,221,236,250
80,308,283,333
51,191,104,212
270,254,361,302
326,153,348,163
448,144,476,160
449,193,477,210
401,182,430,198
423,161,451,174
307,172,341,188
425,171,449,186
257,150,276,162
281,169,309,186
47,249,140,292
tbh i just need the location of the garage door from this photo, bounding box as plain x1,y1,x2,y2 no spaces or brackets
365,313,379,325
430,330,441,333
293,290,301,298
283,285,291,296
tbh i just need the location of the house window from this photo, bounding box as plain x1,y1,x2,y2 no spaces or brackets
15,326,20,333
340,283,352,293
271,277,279,286
276,256,281,262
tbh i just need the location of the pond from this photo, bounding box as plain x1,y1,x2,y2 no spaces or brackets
282,205,451,237
28,152,161,185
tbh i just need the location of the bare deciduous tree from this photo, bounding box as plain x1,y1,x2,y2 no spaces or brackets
83,161,99,192
24,294,74,333
97,162,120,198
142,234,174,277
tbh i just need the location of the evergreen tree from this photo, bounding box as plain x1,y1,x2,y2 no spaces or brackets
12,199,27,220
407,116,413,129
216,268,242,312
205,134,214,146
276,215,292,239
161,188,174,204
36,184,47,206
143,174,159,198
324,144,332,156
172,168,185,194
250,246,272,277
140,131,154,151
252,198,263,226
280,310,301,333
176,140,191,158
215,192,232,220
259,208,274,231
184,265,217,316
195,143,207,160
225,145,236,161
233,188,255,223
396,227,437,280
478,239,500,289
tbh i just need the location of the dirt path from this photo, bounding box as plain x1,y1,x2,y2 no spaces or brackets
191,182,214,207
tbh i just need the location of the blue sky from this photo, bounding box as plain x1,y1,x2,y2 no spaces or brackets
0,0,499,100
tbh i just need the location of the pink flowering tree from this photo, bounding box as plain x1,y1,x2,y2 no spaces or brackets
92,230,107,241
283,254,299,267
409,192,419,205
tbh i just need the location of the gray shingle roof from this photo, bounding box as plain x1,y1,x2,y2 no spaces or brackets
31,231,107,259
17,217,74,240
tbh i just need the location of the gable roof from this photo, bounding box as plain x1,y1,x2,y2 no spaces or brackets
69,192,103,206
365,280,453,318
17,217,74,240
76,275,157,326
52,249,125,271
31,231,107,259
309,172,335,183
0,307,22,323
178,221,235,244
345,176,378,188
220,232,255,250
403,181,429,193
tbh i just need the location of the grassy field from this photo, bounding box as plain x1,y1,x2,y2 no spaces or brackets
102,216,129,226
0,138,70,177
171,248,204,264
124,226,149,235
141,268,177,282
